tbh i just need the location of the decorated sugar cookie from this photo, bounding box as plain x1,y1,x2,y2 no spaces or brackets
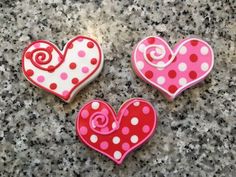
22,36,104,102
131,36,214,100
76,98,157,164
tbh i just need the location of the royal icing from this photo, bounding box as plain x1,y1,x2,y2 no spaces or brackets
132,36,214,100
76,98,157,164
22,36,104,102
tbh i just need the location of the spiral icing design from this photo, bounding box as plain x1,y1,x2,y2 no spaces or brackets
143,44,168,68
26,46,55,71
89,111,115,135
34,48,52,65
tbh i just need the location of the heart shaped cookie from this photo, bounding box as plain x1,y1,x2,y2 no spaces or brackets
76,98,157,164
131,36,214,100
22,36,104,102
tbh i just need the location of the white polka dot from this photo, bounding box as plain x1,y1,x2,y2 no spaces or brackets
200,46,209,55
157,61,165,70
130,135,139,143
138,44,146,53
112,136,120,144
178,62,187,72
201,62,209,71
131,117,139,125
133,101,140,107
91,102,100,110
179,46,187,55
90,135,98,143
179,78,187,86
136,61,144,70
157,76,165,85
114,151,122,160
112,122,117,129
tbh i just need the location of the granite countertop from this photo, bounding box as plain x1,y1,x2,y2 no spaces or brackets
0,0,235,176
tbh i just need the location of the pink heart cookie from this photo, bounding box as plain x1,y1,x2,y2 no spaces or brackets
22,36,104,102
76,98,157,164
131,36,214,100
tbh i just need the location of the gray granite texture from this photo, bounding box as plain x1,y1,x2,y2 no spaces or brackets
0,0,236,176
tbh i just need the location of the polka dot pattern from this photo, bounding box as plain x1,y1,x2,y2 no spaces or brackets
136,61,144,70
130,135,139,143
179,46,187,55
91,102,100,110
133,101,140,107
131,117,139,125
189,71,197,79
81,110,89,119
178,62,187,72
179,78,187,86
122,142,130,151
82,67,89,73
90,135,98,143
157,76,165,85
26,69,34,77
122,127,129,135
133,37,214,97
201,62,209,71
87,42,94,48
138,44,146,53
69,62,76,69
168,70,177,78
80,126,88,135
145,70,153,79
62,90,69,97
78,50,86,57
100,141,109,150
76,99,156,164
60,72,68,80
114,151,122,160
200,46,209,55
37,75,45,83
112,136,120,144
142,125,150,133
90,58,97,65
50,83,57,90
190,54,198,62
72,78,79,84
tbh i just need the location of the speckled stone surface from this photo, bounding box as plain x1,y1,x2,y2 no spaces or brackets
0,0,236,176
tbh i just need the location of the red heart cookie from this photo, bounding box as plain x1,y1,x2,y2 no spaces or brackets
22,36,103,102
132,36,214,100
76,98,157,164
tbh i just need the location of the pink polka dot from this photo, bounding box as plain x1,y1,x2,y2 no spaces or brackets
142,106,150,114
62,90,69,97
77,37,83,42
78,50,86,57
101,127,109,133
124,109,129,116
101,108,109,115
142,125,150,133
81,110,89,119
122,142,130,151
82,67,89,73
37,75,45,83
60,72,68,80
80,126,88,135
122,127,129,135
33,43,40,48
100,141,109,150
